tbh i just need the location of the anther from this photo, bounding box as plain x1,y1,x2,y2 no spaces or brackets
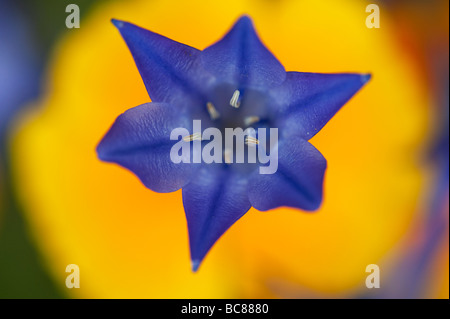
244,116,260,126
206,102,220,120
245,136,259,145
224,148,232,164
230,90,241,108
183,132,202,142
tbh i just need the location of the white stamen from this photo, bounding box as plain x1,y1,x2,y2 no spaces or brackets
206,102,220,120
224,148,232,164
244,116,260,126
230,90,241,108
245,136,259,145
183,132,202,142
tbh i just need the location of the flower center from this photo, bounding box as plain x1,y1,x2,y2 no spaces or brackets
206,83,272,133
198,83,277,171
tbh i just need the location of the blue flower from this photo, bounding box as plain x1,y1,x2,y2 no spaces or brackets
97,16,370,271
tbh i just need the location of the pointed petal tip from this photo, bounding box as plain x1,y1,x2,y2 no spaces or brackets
191,259,201,272
96,141,108,162
111,18,125,29
236,14,253,24
233,15,255,30
303,199,323,212
361,73,372,84
96,149,109,163
96,136,116,163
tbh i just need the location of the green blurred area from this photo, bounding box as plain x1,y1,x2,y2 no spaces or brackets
0,0,110,299
0,147,65,298
16,0,110,60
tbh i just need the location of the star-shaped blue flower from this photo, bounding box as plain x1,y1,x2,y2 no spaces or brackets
97,16,370,271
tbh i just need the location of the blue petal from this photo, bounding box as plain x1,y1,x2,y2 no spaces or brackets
270,72,371,139
112,19,209,103
182,165,251,271
201,16,286,88
248,137,327,211
97,103,197,193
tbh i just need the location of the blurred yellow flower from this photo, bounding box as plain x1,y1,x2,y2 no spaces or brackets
12,0,433,298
